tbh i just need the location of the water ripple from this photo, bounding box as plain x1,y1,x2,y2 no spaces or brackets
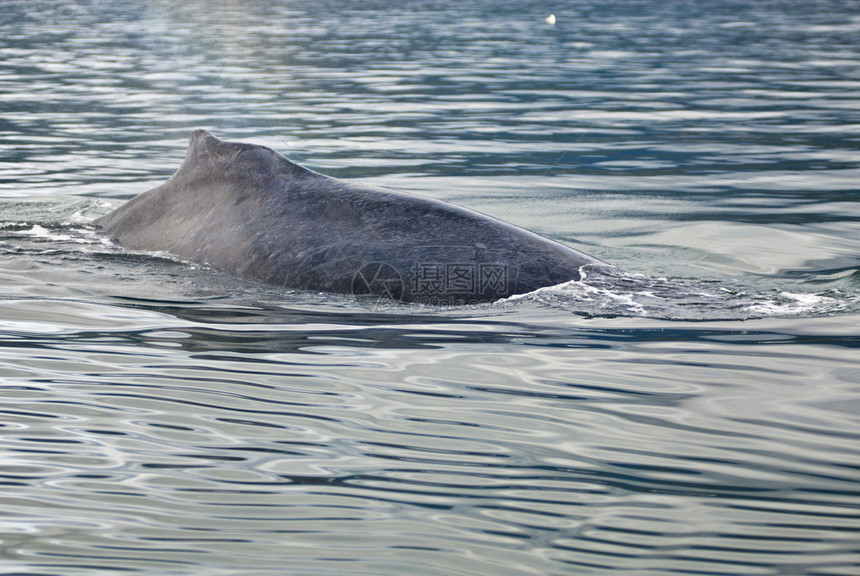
3,0,860,574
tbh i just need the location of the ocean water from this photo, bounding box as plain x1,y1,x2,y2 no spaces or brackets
1,1,859,574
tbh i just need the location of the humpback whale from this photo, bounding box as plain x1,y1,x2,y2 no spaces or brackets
96,130,607,304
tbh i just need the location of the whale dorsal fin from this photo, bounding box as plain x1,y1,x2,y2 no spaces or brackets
180,129,318,182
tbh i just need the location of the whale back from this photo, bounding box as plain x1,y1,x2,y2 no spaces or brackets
96,130,606,303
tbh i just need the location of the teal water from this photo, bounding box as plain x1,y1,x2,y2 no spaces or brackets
1,1,859,574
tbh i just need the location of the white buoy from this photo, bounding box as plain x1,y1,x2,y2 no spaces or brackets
546,14,556,25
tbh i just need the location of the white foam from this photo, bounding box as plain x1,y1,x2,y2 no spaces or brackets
745,291,841,316
15,224,101,244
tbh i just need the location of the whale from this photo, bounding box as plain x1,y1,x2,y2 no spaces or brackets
96,130,608,304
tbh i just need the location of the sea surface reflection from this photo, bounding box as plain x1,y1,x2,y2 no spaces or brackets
2,0,860,574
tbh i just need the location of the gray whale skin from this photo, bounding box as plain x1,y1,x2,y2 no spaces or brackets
96,130,607,304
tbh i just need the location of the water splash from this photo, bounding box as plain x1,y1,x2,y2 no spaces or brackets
505,267,857,320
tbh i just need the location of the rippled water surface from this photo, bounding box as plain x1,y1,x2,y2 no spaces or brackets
2,1,860,574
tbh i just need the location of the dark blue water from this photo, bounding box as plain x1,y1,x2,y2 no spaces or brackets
2,1,859,575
